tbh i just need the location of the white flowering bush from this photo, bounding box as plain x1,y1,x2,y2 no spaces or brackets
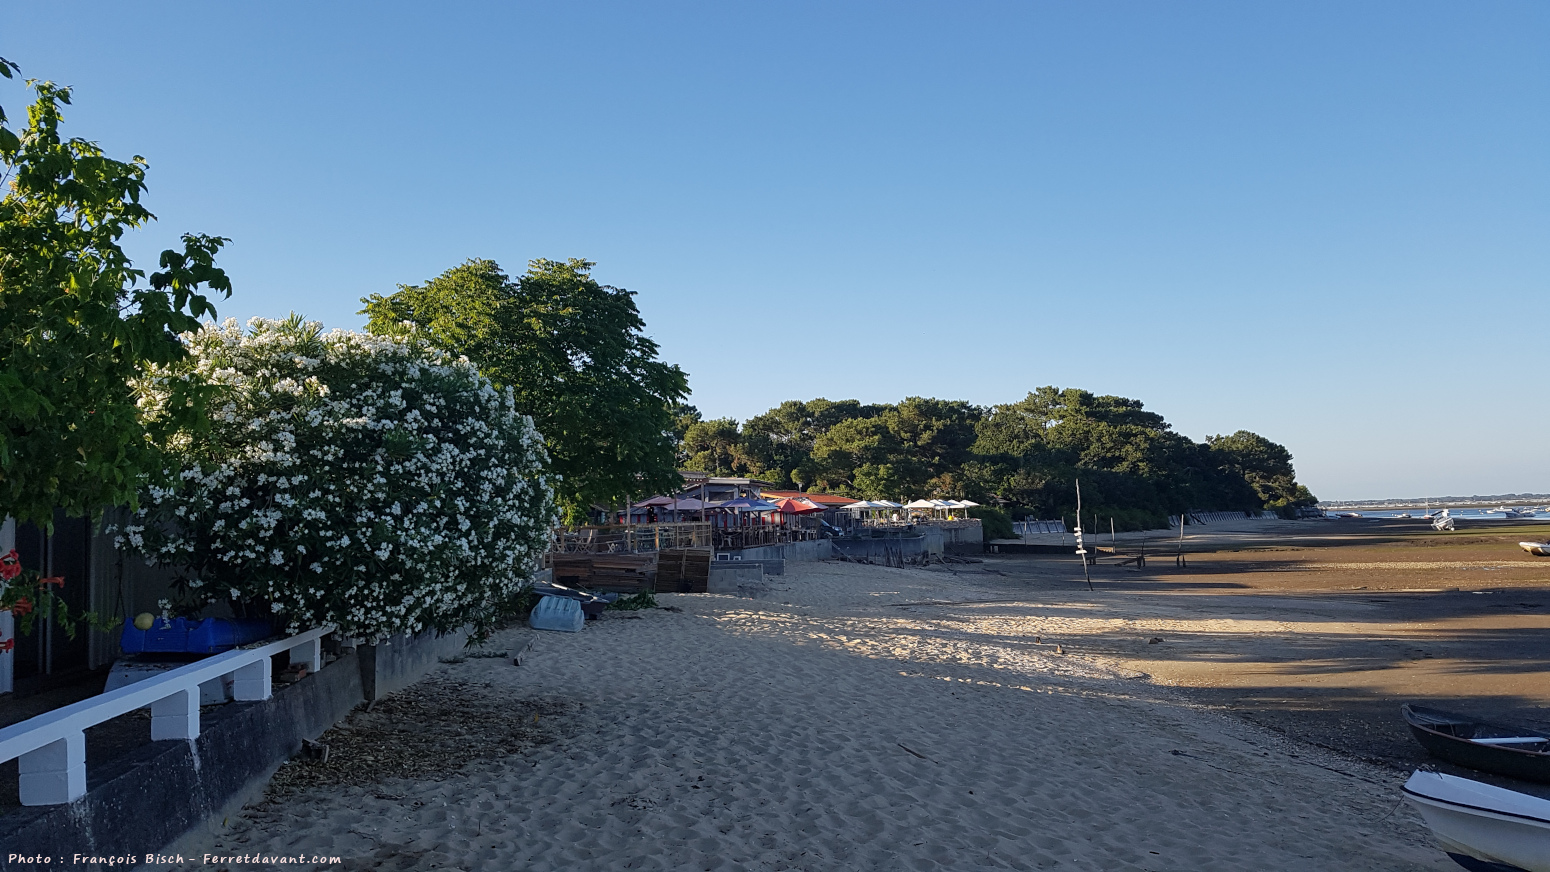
118,316,556,641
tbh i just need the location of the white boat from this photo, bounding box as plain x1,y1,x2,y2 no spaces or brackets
1403,770,1550,872
1435,510,1456,532
1504,508,1537,520
1520,542,1550,557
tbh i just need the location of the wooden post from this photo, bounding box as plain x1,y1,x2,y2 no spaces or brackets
1075,480,1093,590
1176,512,1187,568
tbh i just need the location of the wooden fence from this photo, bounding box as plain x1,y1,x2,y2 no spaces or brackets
550,523,711,555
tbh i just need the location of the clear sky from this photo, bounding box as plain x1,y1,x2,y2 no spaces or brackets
5,2,1546,501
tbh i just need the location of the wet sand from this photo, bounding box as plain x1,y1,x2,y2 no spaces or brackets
977,517,1550,788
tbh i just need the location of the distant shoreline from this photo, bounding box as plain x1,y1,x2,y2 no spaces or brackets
1321,493,1550,510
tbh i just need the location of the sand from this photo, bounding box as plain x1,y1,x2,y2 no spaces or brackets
172,547,1462,871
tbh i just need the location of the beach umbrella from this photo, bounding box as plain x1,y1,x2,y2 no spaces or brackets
903,499,936,510
718,497,779,512
773,498,824,515
872,500,902,509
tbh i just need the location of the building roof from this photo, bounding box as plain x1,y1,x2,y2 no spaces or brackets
760,490,855,507
678,473,774,488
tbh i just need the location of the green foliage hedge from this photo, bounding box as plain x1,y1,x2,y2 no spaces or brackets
967,506,1014,540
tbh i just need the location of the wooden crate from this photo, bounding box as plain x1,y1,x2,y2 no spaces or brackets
656,548,711,593
549,553,657,593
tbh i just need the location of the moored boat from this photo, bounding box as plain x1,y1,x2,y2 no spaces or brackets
1403,770,1550,872
1520,542,1550,558
1403,704,1550,784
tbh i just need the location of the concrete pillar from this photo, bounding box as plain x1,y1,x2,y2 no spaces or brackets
232,658,271,701
150,688,200,741
19,733,86,806
288,637,321,673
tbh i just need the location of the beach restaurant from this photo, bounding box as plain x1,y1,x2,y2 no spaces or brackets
762,490,861,527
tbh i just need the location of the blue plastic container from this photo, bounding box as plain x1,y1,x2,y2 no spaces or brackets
119,617,274,654
528,595,585,633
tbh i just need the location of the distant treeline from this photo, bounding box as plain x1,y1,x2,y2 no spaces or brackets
675,387,1317,530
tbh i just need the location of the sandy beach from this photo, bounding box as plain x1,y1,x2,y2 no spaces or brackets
151,517,1550,870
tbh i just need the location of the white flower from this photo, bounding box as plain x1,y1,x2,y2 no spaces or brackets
121,318,556,642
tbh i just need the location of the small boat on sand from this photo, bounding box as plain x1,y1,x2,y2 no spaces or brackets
1403,704,1550,784
1403,770,1550,872
1520,542,1550,558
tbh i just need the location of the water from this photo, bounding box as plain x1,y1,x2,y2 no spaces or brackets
1335,507,1550,521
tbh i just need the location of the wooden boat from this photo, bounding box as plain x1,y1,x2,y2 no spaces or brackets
1404,704,1550,784
1519,542,1550,557
1403,771,1550,872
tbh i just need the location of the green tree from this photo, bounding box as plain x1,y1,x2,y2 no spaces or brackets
1207,430,1316,507
680,417,747,476
679,387,1316,528
361,258,688,521
810,417,906,496
883,397,982,492
739,398,879,489
971,387,1262,523
0,69,230,527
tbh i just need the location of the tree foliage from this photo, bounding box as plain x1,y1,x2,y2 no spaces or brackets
678,387,1316,527
0,69,230,526
1206,430,1316,508
361,259,688,521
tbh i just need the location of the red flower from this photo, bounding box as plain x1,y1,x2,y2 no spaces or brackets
11,597,32,617
38,576,64,589
0,549,20,581
0,638,13,653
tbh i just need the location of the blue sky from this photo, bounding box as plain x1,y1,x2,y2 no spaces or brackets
5,2,1546,500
